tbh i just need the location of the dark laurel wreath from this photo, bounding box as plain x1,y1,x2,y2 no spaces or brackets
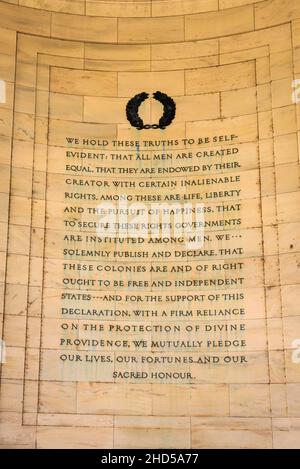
126,91,176,130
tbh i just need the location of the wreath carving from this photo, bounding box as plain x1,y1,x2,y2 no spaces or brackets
126,91,176,130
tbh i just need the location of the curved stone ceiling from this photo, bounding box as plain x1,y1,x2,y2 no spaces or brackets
0,0,297,42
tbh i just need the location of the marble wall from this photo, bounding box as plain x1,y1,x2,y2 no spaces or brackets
0,0,299,449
